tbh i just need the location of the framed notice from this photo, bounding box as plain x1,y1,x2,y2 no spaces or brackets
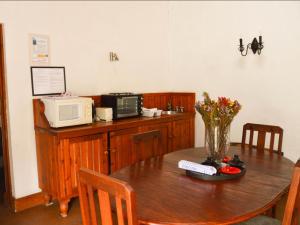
29,34,50,65
31,67,66,96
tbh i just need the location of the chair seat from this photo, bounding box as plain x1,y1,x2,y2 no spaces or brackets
236,215,281,225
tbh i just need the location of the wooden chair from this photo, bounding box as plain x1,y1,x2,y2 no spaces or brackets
236,159,300,225
241,123,283,155
132,130,161,162
77,168,137,225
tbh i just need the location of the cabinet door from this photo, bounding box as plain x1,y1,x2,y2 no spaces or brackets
58,133,108,198
172,118,194,151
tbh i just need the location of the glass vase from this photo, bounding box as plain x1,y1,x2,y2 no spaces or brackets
205,123,230,162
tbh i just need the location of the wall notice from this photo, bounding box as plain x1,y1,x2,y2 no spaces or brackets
29,34,50,65
31,67,66,96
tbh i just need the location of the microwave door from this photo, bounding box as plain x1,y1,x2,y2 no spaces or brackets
57,103,84,127
59,104,81,121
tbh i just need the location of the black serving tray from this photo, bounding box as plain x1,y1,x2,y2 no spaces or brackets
186,166,246,181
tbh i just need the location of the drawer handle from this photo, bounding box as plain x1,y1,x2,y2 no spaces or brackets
104,151,108,155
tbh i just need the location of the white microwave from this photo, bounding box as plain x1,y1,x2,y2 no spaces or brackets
41,97,93,128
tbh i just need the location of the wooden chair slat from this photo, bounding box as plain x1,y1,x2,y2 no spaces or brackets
270,132,275,153
126,193,137,225
257,131,266,151
78,182,91,225
87,186,98,225
278,133,284,155
98,190,113,225
249,130,254,149
115,196,125,225
241,128,247,149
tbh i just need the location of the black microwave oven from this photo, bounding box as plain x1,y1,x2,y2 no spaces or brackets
101,93,143,120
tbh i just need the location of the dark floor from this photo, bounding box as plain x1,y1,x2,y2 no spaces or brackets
0,199,83,225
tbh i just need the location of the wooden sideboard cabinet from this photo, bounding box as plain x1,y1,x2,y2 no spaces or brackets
35,129,108,217
33,92,195,217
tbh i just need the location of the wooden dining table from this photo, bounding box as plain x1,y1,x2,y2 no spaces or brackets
110,146,295,225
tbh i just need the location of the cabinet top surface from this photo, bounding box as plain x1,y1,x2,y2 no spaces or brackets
35,112,195,137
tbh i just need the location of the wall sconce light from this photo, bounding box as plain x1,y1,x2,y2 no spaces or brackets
109,52,119,61
238,36,264,56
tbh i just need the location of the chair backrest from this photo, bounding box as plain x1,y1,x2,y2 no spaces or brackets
282,159,300,225
132,130,161,162
241,123,283,154
77,168,137,225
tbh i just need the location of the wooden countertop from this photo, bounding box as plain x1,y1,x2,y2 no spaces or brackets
35,112,195,139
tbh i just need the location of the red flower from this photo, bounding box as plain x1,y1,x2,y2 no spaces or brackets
218,97,230,107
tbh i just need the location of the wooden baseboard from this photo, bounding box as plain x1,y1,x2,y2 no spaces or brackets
13,192,45,212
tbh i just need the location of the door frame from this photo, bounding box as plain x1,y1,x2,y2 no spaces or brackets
0,23,13,208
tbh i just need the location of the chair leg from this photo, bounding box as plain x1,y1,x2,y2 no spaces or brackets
264,205,276,218
271,205,276,218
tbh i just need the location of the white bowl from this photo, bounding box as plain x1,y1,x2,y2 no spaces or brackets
155,109,162,117
142,109,155,117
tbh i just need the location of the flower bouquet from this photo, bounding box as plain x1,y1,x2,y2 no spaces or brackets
195,92,241,162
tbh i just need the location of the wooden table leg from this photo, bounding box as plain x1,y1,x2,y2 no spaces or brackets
59,199,70,218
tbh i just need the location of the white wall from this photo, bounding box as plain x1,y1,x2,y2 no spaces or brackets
0,1,170,198
168,1,300,163
0,1,299,198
